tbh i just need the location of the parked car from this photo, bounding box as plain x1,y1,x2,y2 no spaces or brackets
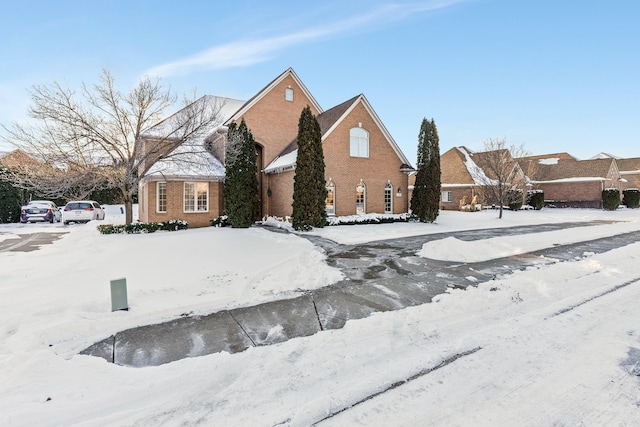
62,201,106,224
20,200,62,223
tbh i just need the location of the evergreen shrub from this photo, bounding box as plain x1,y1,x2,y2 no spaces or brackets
622,188,640,209
0,176,24,223
507,189,523,211
602,188,620,211
527,190,544,210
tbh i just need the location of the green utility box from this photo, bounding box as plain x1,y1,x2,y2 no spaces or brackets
110,278,129,311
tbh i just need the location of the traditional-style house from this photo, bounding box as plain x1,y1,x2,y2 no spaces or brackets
138,68,413,227
438,146,526,210
519,155,624,208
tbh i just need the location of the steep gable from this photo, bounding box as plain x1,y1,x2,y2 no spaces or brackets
440,147,475,185
264,94,411,173
227,68,323,168
226,68,322,125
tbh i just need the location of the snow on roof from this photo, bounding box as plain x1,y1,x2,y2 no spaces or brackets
538,157,559,165
146,139,225,179
531,176,608,184
263,150,297,174
590,152,621,160
457,147,498,186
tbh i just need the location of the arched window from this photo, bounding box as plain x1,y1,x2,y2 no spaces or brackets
350,127,369,158
326,179,336,216
384,181,393,213
356,179,366,214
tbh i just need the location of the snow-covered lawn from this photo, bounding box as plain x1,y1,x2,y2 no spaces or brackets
1,207,640,426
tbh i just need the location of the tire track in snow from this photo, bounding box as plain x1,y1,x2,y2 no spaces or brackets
552,277,640,317
312,346,482,425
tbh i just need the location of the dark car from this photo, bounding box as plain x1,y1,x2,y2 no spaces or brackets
20,200,62,223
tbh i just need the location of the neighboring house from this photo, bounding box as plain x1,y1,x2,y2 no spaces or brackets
138,68,414,227
438,146,526,210
519,155,623,208
440,147,628,210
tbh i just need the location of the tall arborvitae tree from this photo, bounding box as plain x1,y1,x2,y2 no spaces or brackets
224,119,259,228
410,118,441,223
292,105,327,231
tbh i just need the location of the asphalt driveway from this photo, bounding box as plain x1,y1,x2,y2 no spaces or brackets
0,231,67,253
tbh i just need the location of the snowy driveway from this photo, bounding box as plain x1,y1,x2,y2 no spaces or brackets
0,231,67,253
82,220,640,367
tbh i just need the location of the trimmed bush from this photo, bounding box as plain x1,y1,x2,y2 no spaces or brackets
602,188,620,211
507,189,523,211
97,220,188,234
527,190,544,210
210,215,230,227
622,188,640,209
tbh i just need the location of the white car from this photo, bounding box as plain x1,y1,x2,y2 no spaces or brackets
20,200,62,223
62,201,106,224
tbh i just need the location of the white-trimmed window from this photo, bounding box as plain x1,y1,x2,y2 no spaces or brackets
441,191,453,202
356,179,366,214
285,87,294,102
326,179,336,216
156,181,167,213
184,182,209,212
384,181,393,213
350,127,369,158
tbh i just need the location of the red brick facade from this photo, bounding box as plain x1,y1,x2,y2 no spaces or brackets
138,69,412,227
139,180,224,228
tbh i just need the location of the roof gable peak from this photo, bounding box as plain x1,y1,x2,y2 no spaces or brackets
226,68,322,125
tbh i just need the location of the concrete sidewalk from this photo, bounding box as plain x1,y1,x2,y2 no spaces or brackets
82,221,640,367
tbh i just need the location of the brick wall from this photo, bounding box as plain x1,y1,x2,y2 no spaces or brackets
235,74,320,217
322,102,408,216
265,172,294,218
440,187,476,210
139,179,223,228
540,181,603,203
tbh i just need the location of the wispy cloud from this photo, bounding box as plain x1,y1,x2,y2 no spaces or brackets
143,0,470,78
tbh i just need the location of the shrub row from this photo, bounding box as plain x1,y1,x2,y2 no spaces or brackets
97,219,188,234
327,213,411,226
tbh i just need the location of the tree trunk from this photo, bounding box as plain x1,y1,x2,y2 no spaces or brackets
122,182,134,224
124,198,133,224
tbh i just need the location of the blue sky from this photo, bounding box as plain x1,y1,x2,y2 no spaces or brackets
1,0,638,163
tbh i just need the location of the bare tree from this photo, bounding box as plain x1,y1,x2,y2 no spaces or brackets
1,69,223,224
471,137,529,219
